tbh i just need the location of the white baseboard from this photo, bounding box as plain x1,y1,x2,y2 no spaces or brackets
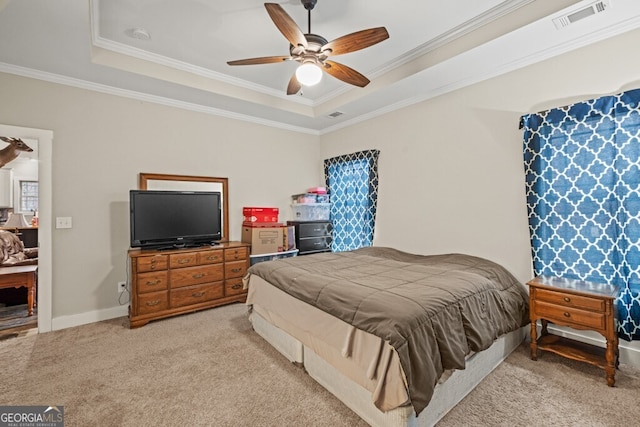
51,305,128,331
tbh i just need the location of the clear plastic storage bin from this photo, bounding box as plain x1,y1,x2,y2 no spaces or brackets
250,249,299,266
291,203,330,221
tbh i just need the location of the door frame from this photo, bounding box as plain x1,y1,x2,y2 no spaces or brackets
0,124,52,332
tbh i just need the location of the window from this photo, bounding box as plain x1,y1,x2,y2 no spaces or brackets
323,150,380,252
521,88,640,341
20,180,38,213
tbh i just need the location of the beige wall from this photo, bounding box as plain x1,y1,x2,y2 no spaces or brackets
1,27,640,358
321,27,640,285
0,73,320,319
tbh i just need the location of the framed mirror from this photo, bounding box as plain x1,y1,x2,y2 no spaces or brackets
138,173,229,242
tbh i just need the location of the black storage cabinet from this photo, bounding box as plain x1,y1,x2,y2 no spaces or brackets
287,220,332,255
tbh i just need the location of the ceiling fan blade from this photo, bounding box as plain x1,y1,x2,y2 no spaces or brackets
265,3,307,49
321,27,389,56
323,60,370,87
287,72,302,95
227,56,290,66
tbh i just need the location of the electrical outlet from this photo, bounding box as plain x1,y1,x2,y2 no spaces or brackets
117,281,127,294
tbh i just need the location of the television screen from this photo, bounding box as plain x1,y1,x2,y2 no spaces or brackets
130,190,222,249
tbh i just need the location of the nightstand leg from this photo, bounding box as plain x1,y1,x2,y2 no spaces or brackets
530,320,538,361
605,337,616,387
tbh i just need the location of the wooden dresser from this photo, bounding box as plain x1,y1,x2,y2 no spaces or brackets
128,242,249,328
528,275,620,386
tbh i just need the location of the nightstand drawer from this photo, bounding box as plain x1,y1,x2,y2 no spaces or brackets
535,300,606,330
536,288,605,312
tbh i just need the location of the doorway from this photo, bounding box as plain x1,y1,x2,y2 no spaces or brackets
0,124,52,334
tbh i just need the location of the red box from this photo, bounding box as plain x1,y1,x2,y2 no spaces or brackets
307,186,327,194
243,207,279,223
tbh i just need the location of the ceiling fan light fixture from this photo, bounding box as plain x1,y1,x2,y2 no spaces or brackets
296,62,322,86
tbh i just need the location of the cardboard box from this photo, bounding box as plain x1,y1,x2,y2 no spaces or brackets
242,226,283,254
283,225,296,251
242,207,279,223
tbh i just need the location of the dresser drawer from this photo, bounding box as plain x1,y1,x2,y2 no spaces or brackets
137,290,169,315
298,222,333,238
225,260,248,279
535,300,606,330
136,271,168,294
170,252,199,268
298,236,332,253
535,288,605,312
225,246,248,261
170,283,224,308
170,264,224,288
136,255,168,273
199,249,224,264
225,277,246,296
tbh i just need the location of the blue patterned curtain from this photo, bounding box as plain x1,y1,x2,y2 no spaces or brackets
324,150,380,252
522,88,640,341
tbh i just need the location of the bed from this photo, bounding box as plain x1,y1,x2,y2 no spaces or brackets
243,247,529,426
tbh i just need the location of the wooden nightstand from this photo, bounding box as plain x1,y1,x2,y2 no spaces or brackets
528,275,620,386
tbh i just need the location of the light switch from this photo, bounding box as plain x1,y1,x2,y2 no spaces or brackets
55,216,72,229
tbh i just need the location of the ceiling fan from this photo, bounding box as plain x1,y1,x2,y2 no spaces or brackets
227,1,389,95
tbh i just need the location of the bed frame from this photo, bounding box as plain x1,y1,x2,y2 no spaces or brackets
250,310,526,427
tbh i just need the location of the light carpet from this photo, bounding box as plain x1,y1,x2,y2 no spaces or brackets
0,302,638,426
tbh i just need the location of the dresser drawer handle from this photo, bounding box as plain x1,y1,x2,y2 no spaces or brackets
564,297,571,302
232,284,242,290
206,256,219,261
192,291,206,297
150,265,156,270
178,258,192,264
145,300,161,307
192,273,205,279
231,268,243,273
564,312,571,318
145,280,161,286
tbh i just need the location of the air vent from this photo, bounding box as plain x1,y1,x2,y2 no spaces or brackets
552,0,610,29
328,111,344,118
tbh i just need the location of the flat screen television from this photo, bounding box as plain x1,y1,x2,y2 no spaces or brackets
129,190,222,249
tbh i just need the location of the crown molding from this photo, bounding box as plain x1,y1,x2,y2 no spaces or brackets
0,62,320,135
320,11,640,135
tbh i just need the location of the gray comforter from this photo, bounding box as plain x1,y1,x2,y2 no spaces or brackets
246,247,529,416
